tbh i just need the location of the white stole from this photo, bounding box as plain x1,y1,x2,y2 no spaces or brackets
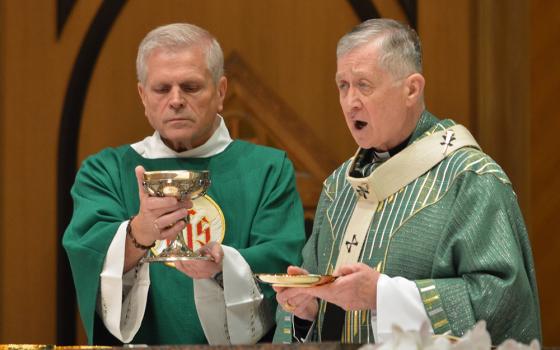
335,125,480,270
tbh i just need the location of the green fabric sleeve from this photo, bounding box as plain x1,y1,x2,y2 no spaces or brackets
301,187,333,275
238,154,306,292
416,172,541,344
62,149,130,344
235,153,306,342
273,178,334,343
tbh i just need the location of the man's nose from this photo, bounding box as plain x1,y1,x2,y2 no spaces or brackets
343,86,362,109
169,88,185,111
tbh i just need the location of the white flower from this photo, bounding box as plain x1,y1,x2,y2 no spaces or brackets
357,321,540,350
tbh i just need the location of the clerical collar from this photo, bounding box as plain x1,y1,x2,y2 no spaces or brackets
372,135,411,161
131,114,233,159
350,134,412,178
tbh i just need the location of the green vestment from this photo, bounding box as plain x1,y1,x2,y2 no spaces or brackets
63,140,306,344
273,112,540,345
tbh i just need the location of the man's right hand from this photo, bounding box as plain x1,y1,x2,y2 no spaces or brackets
124,166,192,271
131,166,192,246
273,266,319,321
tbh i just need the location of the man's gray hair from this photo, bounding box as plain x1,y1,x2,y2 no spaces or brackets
136,23,224,84
337,18,422,78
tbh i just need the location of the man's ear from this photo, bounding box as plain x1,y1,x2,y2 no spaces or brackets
137,82,147,110
216,76,227,112
404,73,425,106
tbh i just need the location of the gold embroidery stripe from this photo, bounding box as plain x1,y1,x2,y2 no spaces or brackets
434,319,449,329
346,312,351,341
320,299,327,313
424,295,440,304
283,328,290,335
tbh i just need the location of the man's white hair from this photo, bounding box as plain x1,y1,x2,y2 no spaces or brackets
136,23,224,84
337,18,422,78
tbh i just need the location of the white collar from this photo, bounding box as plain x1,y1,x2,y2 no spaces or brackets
131,115,233,159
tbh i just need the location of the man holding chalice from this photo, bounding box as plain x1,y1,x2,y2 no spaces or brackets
63,23,305,346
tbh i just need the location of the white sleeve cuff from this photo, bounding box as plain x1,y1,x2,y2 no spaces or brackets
374,274,433,343
194,277,229,344
194,245,272,345
98,220,150,343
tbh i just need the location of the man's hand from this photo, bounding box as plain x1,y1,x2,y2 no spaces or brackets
175,241,224,279
124,166,193,271
131,166,193,245
274,266,319,321
305,263,380,311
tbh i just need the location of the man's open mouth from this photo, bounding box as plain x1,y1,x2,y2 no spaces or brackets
354,121,368,130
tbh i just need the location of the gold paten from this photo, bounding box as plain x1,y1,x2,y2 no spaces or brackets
255,273,336,288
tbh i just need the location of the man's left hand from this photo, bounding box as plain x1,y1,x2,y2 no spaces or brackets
303,263,380,311
175,241,224,279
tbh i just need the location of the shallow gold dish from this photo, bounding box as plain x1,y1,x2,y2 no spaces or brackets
255,273,336,287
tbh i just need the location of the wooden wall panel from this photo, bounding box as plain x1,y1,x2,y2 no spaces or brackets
0,0,104,343
372,0,408,22
0,0,4,338
0,1,59,343
418,0,473,129
474,0,531,216
530,0,560,346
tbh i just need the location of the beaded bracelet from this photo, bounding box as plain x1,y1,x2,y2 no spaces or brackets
127,216,156,250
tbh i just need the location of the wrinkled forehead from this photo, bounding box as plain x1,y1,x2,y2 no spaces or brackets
144,45,211,79
144,48,212,84
335,42,382,79
146,44,207,63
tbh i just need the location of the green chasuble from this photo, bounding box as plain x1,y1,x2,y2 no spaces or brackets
63,140,305,344
274,112,540,345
